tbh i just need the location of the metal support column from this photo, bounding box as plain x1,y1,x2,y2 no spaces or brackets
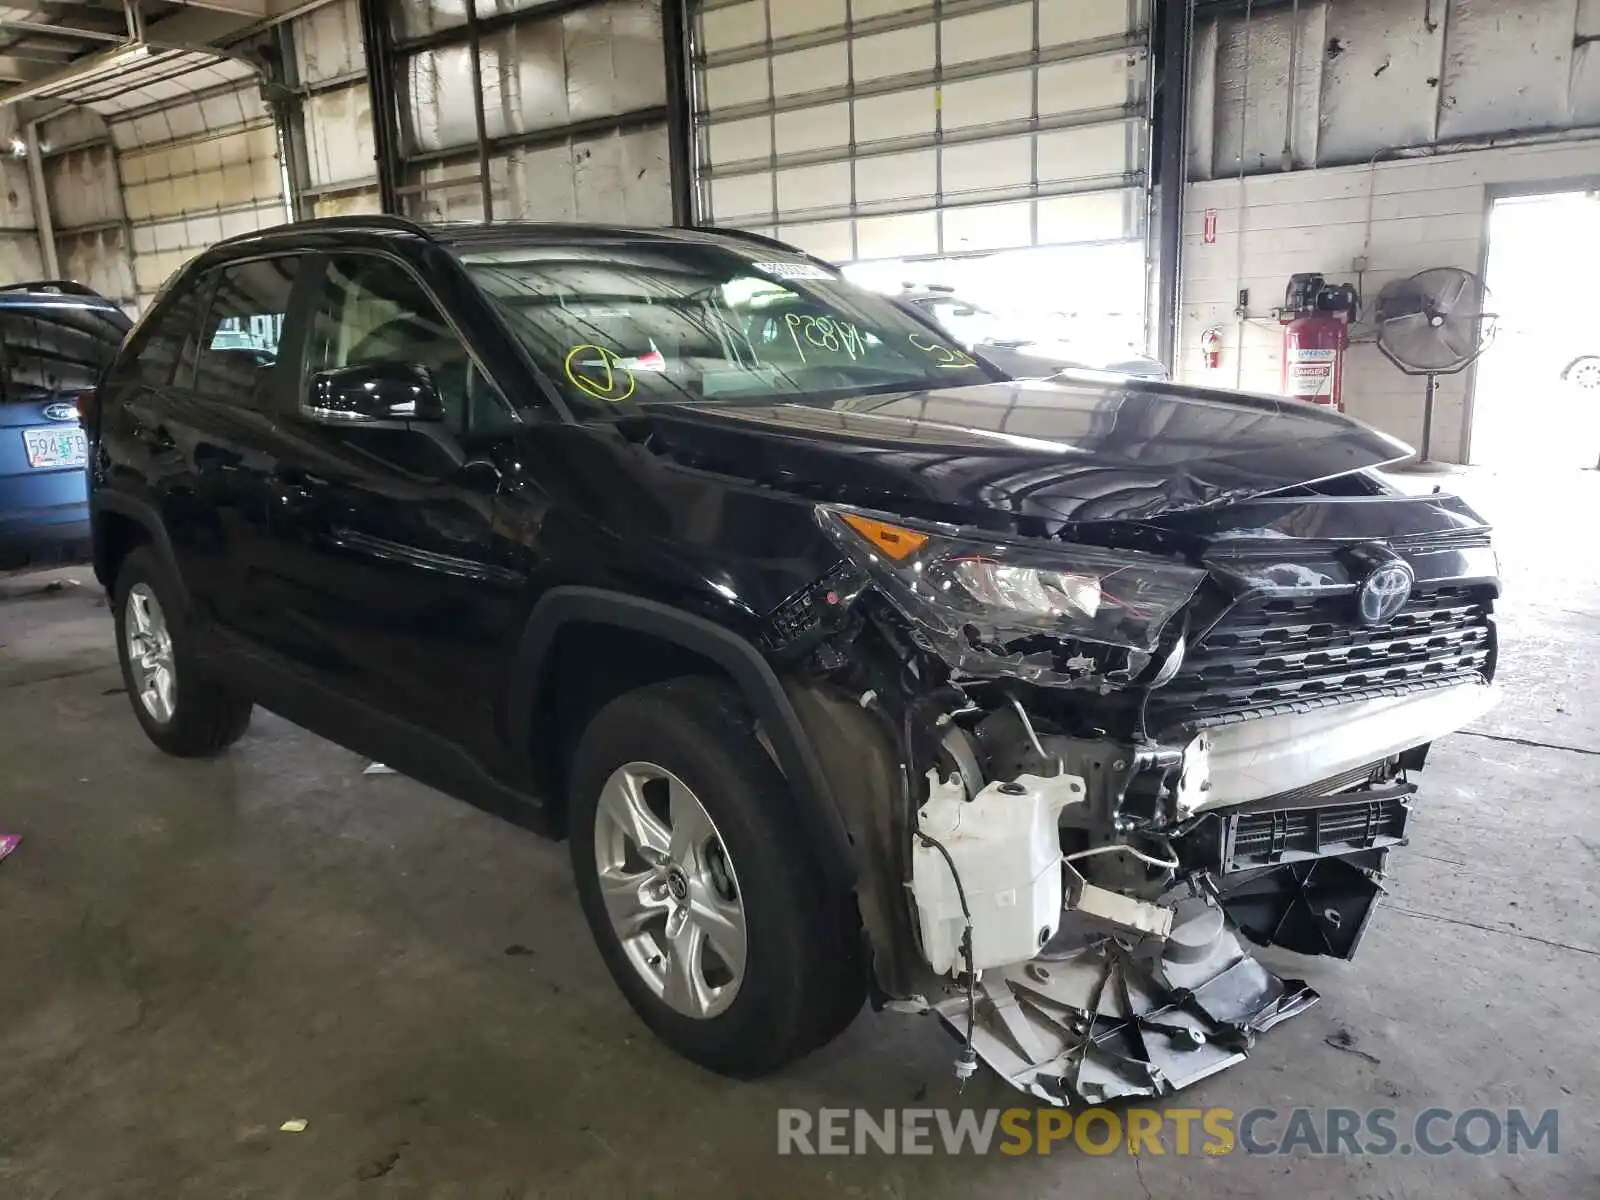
464,0,494,222
22,119,58,278
661,0,695,226
358,0,403,215
1154,0,1193,372
270,21,315,221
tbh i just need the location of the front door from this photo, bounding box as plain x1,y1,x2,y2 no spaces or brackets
259,252,531,760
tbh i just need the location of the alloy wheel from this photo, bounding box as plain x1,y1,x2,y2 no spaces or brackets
592,761,747,1019
126,582,176,724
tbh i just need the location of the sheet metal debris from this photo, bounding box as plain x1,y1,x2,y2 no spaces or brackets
933,896,1318,1106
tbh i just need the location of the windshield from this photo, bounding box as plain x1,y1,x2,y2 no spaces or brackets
459,240,993,413
910,296,1015,348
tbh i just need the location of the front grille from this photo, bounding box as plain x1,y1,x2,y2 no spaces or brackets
1227,794,1410,870
1150,584,1494,730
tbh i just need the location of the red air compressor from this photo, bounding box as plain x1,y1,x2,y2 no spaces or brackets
1280,273,1359,411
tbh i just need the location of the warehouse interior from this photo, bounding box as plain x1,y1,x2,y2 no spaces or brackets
1,0,1598,1195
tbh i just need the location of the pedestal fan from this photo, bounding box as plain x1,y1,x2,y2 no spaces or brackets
1374,267,1497,466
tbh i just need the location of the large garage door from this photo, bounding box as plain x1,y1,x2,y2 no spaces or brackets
106,61,289,310
689,0,1151,264
30,48,288,312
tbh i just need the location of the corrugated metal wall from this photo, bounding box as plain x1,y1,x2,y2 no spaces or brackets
0,106,42,283
396,0,673,224
297,0,383,216
38,107,135,308
1190,0,1600,180
690,0,1152,263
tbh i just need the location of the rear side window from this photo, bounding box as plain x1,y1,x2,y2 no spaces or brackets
132,286,202,387
0,303,128,402
193,257,302,404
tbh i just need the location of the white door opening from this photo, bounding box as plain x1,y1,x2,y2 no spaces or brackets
1472,191,1600,471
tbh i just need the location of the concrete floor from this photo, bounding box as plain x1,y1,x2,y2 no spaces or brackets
1,469,1596,1199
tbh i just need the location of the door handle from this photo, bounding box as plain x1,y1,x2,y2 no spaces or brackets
269,467,327,515
130,419,177,453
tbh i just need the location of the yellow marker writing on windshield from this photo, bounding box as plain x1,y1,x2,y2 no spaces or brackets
564,344,637,403
908,331,978,369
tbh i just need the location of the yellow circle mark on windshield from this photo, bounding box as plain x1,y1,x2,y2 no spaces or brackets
564,344,637,403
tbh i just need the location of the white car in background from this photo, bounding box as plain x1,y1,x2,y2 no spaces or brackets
899,287,1169,380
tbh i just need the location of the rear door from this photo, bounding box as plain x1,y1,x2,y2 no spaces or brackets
105,256,312,634
0,298,127,532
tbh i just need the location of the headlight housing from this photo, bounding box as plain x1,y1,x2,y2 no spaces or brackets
820,507,1204,672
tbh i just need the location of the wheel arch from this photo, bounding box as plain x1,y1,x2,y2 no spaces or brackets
91,492,183,602
508,587,856,887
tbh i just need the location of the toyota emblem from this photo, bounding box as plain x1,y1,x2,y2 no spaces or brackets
1356,561,1414,626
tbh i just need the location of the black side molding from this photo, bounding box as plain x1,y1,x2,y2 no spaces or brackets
509,586,857,887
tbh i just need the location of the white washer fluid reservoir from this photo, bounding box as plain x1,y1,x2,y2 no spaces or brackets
912,770,1085,975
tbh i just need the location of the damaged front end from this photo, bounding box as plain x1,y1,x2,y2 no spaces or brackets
771,490,1498,1106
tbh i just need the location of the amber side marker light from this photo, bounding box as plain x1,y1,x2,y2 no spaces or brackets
840,513,929,561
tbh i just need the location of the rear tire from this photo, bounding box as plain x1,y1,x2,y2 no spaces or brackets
113,546,253,757
567,676,865,1078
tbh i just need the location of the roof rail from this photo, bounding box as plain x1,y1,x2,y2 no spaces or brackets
684,224,850,277
205,213,436,251
303,214,433,235
0,279,104,297
687,225,804,254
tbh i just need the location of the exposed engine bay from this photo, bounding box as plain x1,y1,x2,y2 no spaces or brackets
769,474,1499,1106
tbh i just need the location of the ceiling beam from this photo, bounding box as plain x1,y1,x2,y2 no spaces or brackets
0,46,80,65
0,56,49,83
160,0,268,14
0,18,126,43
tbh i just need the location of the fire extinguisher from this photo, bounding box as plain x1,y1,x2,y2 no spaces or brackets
1200,327,1222,370
1280,273,1358,411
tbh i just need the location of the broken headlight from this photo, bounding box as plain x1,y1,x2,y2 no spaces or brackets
820,507,1205,653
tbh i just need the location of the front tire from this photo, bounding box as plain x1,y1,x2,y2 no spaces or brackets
113,546,253,757
567,677,865,1078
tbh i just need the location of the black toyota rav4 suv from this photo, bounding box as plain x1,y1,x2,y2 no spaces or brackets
89,217,1499,1103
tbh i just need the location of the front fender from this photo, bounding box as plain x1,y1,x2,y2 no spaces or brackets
507,586,858,888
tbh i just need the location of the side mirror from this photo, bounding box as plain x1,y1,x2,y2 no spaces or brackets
304,361,445,424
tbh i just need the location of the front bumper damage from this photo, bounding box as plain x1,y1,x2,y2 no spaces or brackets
771,496,1498,1107
911,763,1331,1107
935,901,1319,1105
787,678,1495,1108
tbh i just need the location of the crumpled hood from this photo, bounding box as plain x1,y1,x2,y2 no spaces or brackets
618,375,1412,525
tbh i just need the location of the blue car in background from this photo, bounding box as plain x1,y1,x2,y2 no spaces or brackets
0,281,130,570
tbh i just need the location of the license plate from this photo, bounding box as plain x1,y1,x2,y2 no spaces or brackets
22,426,88,469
